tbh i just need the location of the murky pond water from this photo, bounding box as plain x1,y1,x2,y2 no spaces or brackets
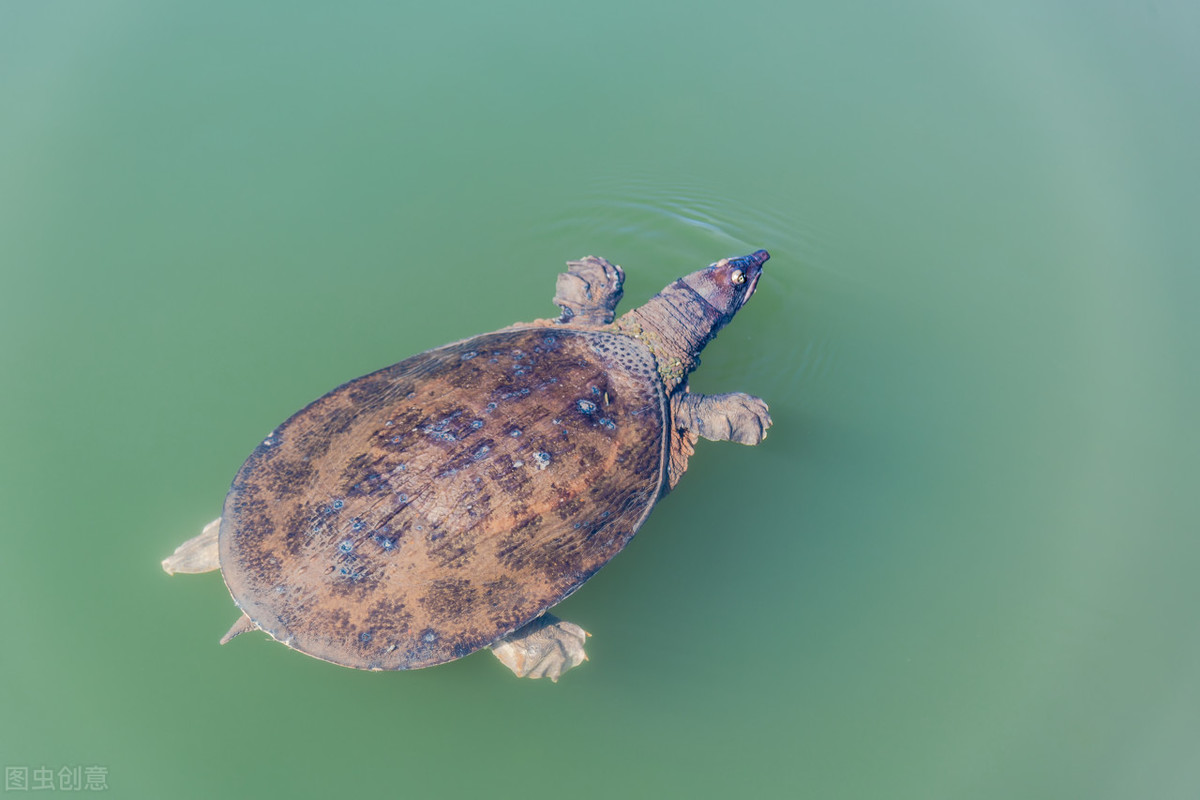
2,1,1196,797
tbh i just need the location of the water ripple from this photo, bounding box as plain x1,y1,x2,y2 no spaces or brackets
527,174,848,401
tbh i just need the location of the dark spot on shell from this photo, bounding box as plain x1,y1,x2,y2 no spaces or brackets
316,607,354,641
482,575,526,615
554,490,584,520
340,454,386,496
265,458,315,499
421,578,478,619
295,428,334,460
575,445,601,470
322,407,357,435
365,598,412,639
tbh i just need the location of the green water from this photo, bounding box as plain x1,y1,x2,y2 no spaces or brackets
2,1,1197,797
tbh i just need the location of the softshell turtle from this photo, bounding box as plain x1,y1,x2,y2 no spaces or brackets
163,250,772,680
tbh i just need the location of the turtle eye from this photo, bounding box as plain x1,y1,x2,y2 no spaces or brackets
730,269,746,285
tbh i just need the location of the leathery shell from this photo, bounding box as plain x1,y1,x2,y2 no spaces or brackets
219,328,666,670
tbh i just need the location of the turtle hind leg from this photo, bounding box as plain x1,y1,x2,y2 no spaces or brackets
490,613,589,682
553,256,625,326
161,517,221,575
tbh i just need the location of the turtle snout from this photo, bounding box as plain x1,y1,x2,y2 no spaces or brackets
739,249,770,269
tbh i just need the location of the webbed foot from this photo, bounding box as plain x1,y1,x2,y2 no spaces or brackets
162,517,222,575
490,613,589,682
554,256,625,326
674,391,772,445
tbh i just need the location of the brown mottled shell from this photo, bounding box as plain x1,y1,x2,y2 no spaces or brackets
219,327,666,670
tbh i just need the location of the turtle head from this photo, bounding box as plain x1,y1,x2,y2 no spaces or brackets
614,249,770,392
680,249,769,320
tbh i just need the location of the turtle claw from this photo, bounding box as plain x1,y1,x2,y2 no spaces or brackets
554,256,625,326
162,518,222,575
490,613,589,682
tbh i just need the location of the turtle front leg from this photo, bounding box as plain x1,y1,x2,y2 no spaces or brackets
490,613,589,682
553,256,625,325
162,517,222,575
673,391,773,445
